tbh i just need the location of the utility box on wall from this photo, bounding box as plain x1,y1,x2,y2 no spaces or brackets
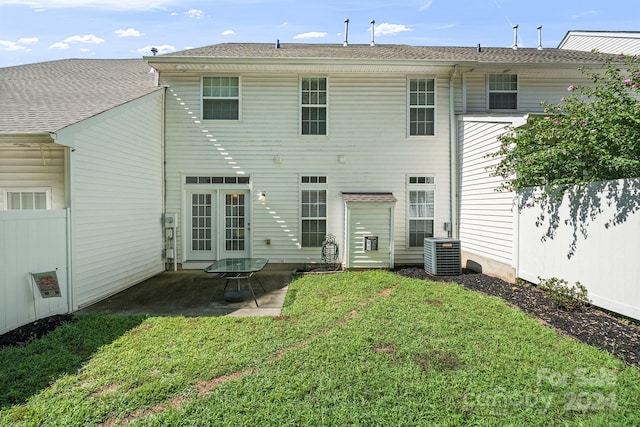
164,213,178,228
364,235,378,251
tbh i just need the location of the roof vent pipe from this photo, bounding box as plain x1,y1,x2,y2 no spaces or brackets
512,24,518,49
537,25,543,50
343,18,349,46
275,39,280,49
370,20,376,46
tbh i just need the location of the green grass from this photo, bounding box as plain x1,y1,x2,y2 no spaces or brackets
1,271,639,426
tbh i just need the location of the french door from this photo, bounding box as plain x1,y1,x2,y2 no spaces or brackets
186,190,250,261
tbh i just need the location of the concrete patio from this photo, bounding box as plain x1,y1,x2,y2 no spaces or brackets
77,265,295,318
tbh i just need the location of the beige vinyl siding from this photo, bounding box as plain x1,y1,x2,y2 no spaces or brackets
162,71,453,266
60,91,164,308
464,73,486,112
458,117,525,267
0,146,65,210
463,68,589,114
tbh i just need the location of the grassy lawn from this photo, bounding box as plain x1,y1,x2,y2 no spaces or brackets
1,270,639,426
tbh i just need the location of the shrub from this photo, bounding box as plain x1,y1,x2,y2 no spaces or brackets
537,276,590,311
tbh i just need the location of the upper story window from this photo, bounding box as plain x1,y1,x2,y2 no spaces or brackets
5,188,50,210
301,77,327,135
409,78,436,136
203,76,239,120
488,74,518,110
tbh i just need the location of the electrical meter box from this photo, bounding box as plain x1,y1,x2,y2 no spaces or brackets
164,213,178,228
364,235,379,251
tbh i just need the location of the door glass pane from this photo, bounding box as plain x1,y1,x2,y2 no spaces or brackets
225,194,245,251
191,193,212,251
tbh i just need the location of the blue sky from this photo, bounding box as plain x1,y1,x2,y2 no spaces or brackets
0,0,636,67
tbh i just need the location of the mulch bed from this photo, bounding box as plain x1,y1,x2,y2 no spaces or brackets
2,270,640,369
395,267,640,368
0,314,75,350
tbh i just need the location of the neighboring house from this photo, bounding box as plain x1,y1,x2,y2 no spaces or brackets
145,43,604,276
558,30,640,55
0,59,165,333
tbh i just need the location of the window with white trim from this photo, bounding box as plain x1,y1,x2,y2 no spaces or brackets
301,77,327,135
5,188,51,210
300,176,327,247
488,74,518,110
203,76,239,120
407,177,434,247
408,78,435,136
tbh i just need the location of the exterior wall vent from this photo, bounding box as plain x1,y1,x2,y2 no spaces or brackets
424,238,461,275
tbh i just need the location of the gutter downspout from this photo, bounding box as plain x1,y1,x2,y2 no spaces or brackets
449,65,459,239
158,81,175,271
51,131,75,312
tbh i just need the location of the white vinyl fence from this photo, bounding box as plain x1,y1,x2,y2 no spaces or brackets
516,178,640,320
0,210,69,335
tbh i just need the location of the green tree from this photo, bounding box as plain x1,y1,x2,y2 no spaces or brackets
491,53,640,197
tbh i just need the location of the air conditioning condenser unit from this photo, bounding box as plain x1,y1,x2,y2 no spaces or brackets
424,238,461,275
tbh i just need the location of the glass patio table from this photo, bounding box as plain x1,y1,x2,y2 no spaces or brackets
204,258,269,306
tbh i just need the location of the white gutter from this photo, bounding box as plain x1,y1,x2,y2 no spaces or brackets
449,64,459,239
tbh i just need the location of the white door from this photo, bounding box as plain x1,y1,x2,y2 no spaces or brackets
186,190,250,261
220,190,250,259
186,192,214,261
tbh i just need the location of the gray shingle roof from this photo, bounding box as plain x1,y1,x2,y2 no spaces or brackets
155,42,609,65
0,59,160,135
342,193,397,203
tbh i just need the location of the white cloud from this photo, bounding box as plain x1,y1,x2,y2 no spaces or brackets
185,9,204,19
294,32,328,40
375,23,413,36
17,37,39,44
63,34,105,44
0,40,28,51
0,0,176,10
419,0,433,11
49,42,70,49
222,29,235,36
135,44,176,55
115,28,144,37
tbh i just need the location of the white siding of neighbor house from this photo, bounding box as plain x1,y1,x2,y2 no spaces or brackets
161,70,454,267
57,91,165,309
0,145,65,210
559,32,640,55
457,116,526,276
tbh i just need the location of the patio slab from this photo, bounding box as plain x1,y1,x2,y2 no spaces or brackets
77,266,295,317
